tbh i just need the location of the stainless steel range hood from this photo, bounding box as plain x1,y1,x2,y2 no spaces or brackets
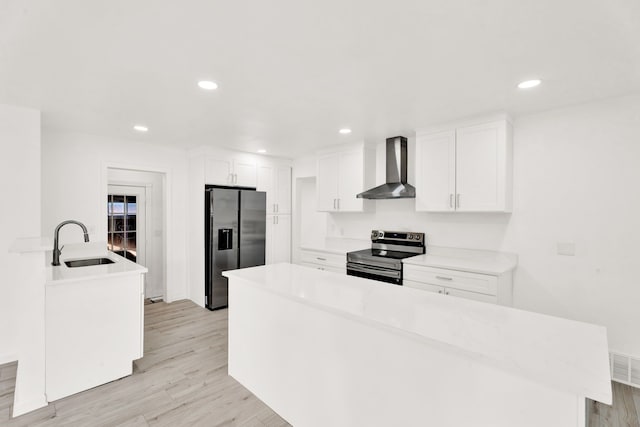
357,136,415,199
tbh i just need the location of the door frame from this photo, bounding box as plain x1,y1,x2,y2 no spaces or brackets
101,162,169,302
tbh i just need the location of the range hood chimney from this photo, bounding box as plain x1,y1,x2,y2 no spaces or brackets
357,136,415,199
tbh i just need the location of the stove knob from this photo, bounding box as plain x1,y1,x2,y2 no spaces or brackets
414,234,420,240
408,235,413,240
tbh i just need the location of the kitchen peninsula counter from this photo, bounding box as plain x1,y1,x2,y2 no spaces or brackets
224,263,611,427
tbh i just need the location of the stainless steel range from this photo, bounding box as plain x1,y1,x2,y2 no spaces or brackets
346,230,425,285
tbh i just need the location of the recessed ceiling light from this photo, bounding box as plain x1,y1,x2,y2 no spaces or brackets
198,80,218,90
257,149,267,154
339,128,352,134
517,79,542,89
133,125,148,132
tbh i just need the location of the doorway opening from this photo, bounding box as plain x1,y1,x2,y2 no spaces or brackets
107,168,166,301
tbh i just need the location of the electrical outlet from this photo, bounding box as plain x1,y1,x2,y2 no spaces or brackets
557,242,575,256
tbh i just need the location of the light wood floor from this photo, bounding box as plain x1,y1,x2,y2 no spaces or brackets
2,299,640,426
1,299,290,426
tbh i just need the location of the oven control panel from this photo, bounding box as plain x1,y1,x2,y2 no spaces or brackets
371,230,424,243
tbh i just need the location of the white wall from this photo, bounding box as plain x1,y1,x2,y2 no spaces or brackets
41,129,189,302
108,168,165,299
296,94,640,356
0,104,40,364
0,104,48,415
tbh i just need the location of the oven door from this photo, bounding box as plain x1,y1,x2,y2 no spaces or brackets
346,262,402,285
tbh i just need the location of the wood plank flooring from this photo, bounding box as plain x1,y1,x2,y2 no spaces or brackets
1,299,290,427
2,298,640,426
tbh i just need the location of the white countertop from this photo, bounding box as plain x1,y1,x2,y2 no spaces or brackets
300,237,369,255
403,246,518,275
223,263,611,404
46,242,147,285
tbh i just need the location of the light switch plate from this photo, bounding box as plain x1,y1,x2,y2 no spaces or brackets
557,242,576,256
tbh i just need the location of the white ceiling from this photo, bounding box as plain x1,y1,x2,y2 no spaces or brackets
1,0,639,158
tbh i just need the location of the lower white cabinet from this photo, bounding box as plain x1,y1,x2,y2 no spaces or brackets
266,214,291,264
403,264,512,306
45,273,144,401
299,249,346,274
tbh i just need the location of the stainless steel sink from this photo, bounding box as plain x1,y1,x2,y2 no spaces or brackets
64,258,115,268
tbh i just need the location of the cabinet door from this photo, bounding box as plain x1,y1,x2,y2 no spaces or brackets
415,131,456,212
455,121,506,212
403,280,445,294
258,166,276,214
275,165,292,214
205,158,233,185
273,215,291,263
447,288,498,304
317,153,339,211
337,149,364,212
233,159,258,188
265,214,275,264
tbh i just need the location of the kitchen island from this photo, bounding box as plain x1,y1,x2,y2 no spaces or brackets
45,242,147,401
224,263,611,427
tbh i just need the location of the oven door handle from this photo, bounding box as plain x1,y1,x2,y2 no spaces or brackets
347,258,401,270
347,263,401,279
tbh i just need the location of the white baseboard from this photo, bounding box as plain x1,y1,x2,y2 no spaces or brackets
12,395,48,418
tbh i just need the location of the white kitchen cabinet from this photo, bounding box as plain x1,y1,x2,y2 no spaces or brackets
415,119,512,212
316,145,375,212
266,214,291,264
46,271,144,401
205,156,257,187
258,165,291,215
299,249,346,274
403,264,512,306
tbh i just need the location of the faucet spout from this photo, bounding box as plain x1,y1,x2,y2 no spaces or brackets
52,220,90,266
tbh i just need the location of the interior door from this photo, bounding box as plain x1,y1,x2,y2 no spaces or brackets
107,185,146,265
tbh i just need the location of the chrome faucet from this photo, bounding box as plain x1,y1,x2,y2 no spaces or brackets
52,220,90,266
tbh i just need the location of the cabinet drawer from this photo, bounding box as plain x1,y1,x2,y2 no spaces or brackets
299,262,346,274
403,265,497,296
403,280,498,304
300,250,346,268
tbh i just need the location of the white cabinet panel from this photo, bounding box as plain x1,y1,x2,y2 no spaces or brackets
415,119,512,213
205,156,257,187
415,131,456,212
266,214,291,264
234,159,258,188
403,263,509,305
276,165,291,214
337,149,364,212
316,145,373,212
456,122,506,212
317,153,339,211
205,158,233,185
258,165,276,212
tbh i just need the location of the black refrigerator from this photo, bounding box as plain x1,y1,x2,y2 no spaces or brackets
205,187,266,310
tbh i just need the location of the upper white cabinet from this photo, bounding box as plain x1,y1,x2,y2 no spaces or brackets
258,165,291,215
415,119,513,212
316,145,375,212
205,156,257,188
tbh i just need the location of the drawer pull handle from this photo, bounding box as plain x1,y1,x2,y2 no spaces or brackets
445,291,450,295
316,257,327,261
438,290,443,294
436,276,453,281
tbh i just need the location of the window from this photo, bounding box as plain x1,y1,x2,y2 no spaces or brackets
107,194,137,262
